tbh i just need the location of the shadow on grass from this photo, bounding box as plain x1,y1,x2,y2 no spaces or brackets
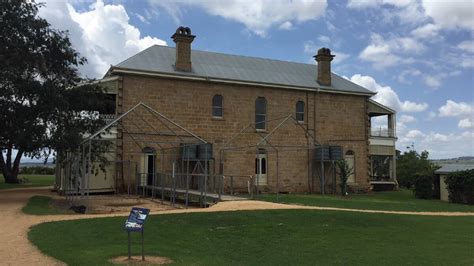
22,196,71,215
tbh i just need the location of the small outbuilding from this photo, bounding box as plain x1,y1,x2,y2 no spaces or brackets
435,164,473,201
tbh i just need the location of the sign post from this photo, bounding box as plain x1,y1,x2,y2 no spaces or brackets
124,207,150,261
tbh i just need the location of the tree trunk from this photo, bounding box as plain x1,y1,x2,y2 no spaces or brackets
0,146,22,184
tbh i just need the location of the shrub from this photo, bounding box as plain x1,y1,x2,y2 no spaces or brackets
336,160,353,196
445,169,474,205
20,166,55,175
398,175,414,189
414,174,433,199
396,148,439,189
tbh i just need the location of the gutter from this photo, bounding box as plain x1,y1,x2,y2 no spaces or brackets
109,67,376,97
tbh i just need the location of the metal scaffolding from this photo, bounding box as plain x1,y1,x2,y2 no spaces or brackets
219,113,328,201
62,102,215,210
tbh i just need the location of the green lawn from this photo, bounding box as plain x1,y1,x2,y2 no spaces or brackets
258,189,474,212
29,210,474,265
22,196,68,215
0,174,54,190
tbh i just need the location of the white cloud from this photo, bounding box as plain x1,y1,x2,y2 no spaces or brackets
397,68,422,84
39,0,167,78
348,74,428,112
347,0,412,9
421,71,461,89
438,100,473,117
410,23,439,39
405,129,424,139
421,0,474,30
332,52,350,64
427,111,437,120
350,0,426,25
317,35,331,44
400,115,416,123
461,57,474,68
135,13,150,24
458,118,474,129
458,40,474,53
359,34,423,69
151,0,327,37
462,131,474,139
398,129,474,159
278,21,293,30
423,75,441,88
303,40,317,54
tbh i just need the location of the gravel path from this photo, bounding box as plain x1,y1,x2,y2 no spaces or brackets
1,187,473,265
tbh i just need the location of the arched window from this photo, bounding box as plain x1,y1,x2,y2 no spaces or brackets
255,97,267,130
212,94,223,118
296,101,305,122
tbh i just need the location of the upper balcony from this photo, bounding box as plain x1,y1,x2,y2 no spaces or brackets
368,99,396,139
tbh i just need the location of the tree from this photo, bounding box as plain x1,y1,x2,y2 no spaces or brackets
336,159,354,196
396,145,439,189
0,1,111,183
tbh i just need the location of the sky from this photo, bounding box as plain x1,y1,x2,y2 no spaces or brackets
36,0,474,159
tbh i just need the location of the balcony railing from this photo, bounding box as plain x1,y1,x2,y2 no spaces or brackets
370,128,395,138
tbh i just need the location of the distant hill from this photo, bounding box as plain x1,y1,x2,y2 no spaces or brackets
432,157,474,166
20,162,55,168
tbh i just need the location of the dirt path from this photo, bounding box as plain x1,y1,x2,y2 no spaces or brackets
0,187,473,265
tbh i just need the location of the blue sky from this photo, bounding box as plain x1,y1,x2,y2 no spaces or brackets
38,0,474,159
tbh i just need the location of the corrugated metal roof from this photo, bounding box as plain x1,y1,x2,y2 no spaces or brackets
435,164,474,174
113,45,375,95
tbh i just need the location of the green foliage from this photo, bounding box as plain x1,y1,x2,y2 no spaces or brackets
336,159,354,195
445,170,474,205
19,166,54,175
396,147,439,188
414,174,433,199
29,210,474,265
0,1,112,183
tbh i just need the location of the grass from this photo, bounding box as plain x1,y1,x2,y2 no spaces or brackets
29,210,474,265
0,174,54,190
258,189,474,212
22,196,67,215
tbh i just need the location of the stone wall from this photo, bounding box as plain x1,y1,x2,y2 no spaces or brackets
115,73,369,193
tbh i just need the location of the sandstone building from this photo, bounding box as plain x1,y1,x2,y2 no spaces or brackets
56,27,397,196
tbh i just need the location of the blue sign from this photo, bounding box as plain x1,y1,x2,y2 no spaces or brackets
124,207,150,232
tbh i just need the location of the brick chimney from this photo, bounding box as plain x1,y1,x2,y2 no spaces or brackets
314,47,335,86
171,26,195,72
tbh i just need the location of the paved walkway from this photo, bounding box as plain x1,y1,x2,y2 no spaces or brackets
0,187,473,265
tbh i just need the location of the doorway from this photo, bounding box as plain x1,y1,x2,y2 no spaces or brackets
142,147,156,186
255,149,267,185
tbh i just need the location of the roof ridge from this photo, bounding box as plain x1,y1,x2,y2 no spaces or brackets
139,44,315,67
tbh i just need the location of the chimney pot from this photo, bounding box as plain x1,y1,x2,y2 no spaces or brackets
171,26,195,72
314,47,335,86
